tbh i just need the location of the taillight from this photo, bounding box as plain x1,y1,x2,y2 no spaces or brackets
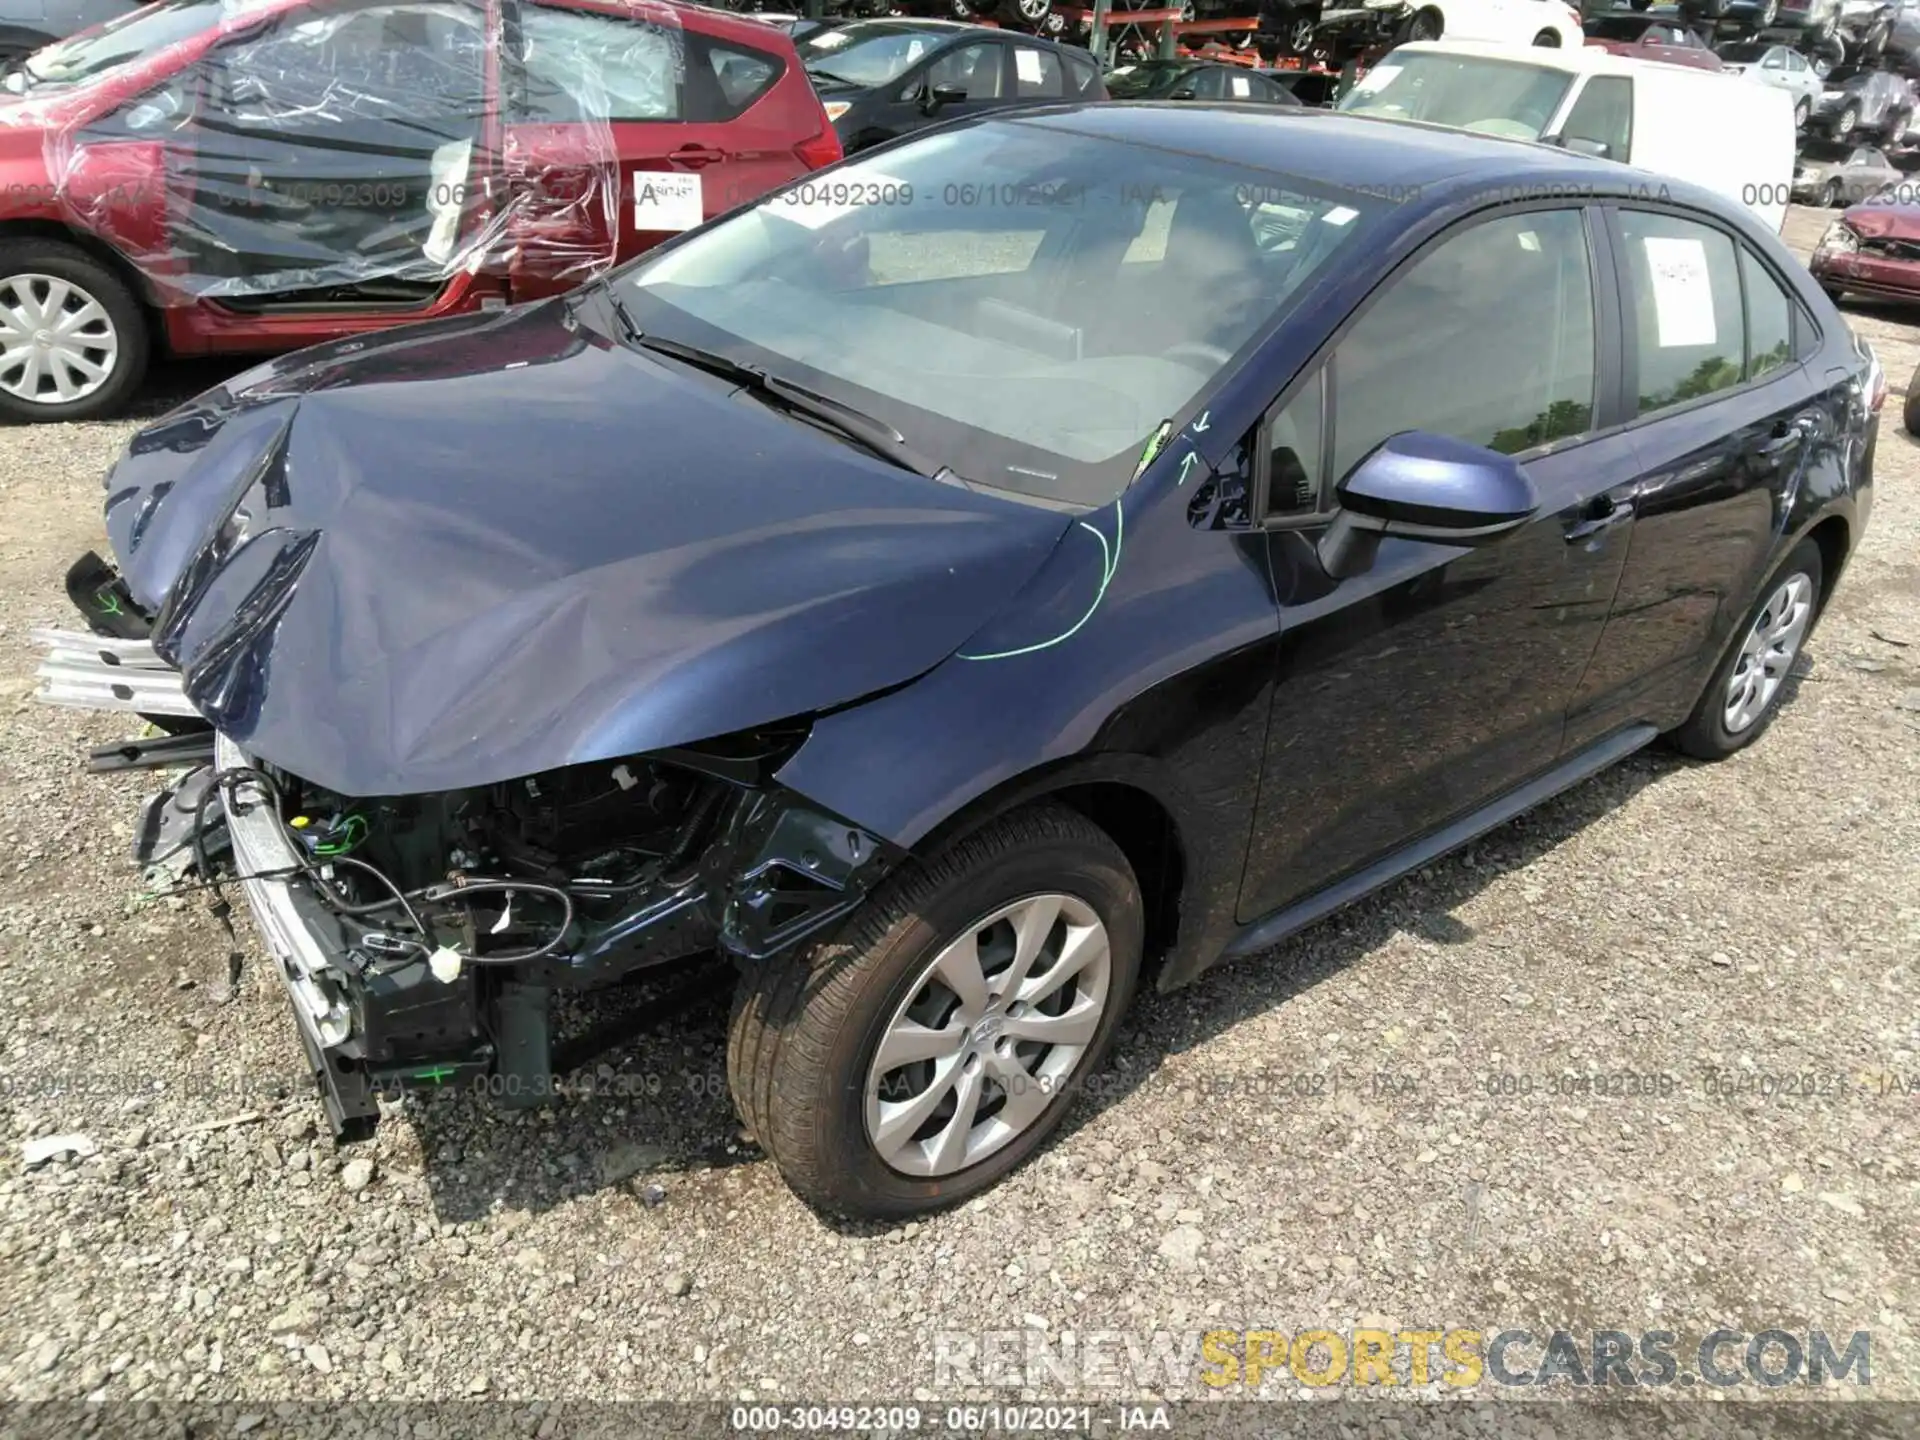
1866,344,1887,413
796,119,842,171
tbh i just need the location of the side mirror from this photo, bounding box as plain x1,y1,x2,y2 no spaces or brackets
923,82,967,114
1171,87,1198,100
1316,431,1539,579
1548,133,1612,159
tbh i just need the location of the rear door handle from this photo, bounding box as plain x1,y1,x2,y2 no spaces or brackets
1564,494,1634,544
671,145,726,169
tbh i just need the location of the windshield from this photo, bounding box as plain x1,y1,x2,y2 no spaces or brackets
1104,63,1198,99
797,24,944,88
1339,53,1573,140
615,117,1379,506
1716,42,1772,61
12,0,262,89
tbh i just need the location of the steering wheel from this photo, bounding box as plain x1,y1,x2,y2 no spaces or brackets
1163,340,1232,369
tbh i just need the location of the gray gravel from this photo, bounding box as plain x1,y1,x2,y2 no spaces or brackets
0,209,1915,1413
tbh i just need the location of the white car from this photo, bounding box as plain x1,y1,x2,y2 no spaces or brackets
1716,40,1826,127
1315,0,1582,55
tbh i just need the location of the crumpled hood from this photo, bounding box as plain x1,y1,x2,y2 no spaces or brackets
1841,202,1920,241
106,300,1069,796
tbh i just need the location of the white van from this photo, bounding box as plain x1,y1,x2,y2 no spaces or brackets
1338,42,1797,232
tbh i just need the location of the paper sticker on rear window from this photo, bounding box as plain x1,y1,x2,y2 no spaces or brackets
1015,47,1042,83
1352,64,1400,93
1230,75,1250,98
635,170,703,232
1643,235,1716,347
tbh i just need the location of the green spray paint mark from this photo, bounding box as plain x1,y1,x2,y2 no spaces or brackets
94,589,122,616
414,1065,457,1084
957,499,1123,662
1133,420,1173,479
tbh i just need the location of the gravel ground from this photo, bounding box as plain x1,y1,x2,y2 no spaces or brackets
0,208,1916,1422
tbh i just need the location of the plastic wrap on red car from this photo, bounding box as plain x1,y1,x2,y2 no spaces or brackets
8,0,696,306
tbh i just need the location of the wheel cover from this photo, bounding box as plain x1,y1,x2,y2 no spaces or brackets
1018,0,1049,17
1724,572,1814,734
864,892,1112,1178
1289,17,1315,45
0,273,119,405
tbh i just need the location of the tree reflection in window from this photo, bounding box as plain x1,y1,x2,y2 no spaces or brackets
1490,398,1594,455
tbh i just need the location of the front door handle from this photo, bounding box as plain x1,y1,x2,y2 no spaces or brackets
1564,495,1633,544
671,145,726,169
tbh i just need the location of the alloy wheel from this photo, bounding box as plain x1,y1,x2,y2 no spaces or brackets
1016,0,1051,20
1723,573,1814,734
864,893,1112,1178
0,273,120,406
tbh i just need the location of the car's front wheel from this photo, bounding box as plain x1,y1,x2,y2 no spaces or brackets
1906,357,1920,435
0,241,149,424
1669,538,1824,760
729,803,1143,1218
1794,96,1811,127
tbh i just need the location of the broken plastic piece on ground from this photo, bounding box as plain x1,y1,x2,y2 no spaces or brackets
22,1134,98,1167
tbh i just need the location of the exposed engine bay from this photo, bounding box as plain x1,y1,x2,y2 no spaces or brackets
37,554,897,1139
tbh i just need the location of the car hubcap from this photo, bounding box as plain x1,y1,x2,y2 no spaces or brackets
1020,0,1048,16
1290,18,1315,44
864,893,1111,1178
1724,573,1813,734
0,274,118,406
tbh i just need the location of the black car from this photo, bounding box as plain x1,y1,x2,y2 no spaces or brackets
799,19,1104,152
36,105,1879,1220
1104,58,1305,103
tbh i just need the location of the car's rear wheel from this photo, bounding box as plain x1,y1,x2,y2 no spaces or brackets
1532,27,1560,44
1756,0,1779,27
728,803,1143,1218
1001,0,1052,23
1822,177,1843,206
0,242,149,425
1831,100,1858,137
1904,357,1920,435
1669,538,1824,760
1794,96,1811,127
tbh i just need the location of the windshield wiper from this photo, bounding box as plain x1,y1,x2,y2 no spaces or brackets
633,332,950,481
804,66,861,86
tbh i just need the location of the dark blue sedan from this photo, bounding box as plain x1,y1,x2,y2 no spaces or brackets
38,103,1879,1217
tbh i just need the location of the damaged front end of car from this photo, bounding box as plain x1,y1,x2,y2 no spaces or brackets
34,563,899,1140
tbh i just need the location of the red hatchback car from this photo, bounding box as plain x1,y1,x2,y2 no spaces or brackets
0,0,840,421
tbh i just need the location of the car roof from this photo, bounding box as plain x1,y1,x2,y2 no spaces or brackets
808,17,987,37
1392,38,1717,77
1000,103,1753,224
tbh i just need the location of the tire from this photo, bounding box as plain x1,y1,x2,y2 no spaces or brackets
1400,7,1442,42
1795,96,1811,127
1822,177,1843,206
1812,7,1838,43
1668,539,1824,760
1884,107,1912,143
1904,358,1920,435
1758,0,1779,25
1532,27,1560,45
0,241,149,425
1000,0,1051,22
1831,100,1857,137
728,802,1144,1219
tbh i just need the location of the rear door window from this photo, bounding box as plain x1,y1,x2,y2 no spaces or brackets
1011,44,1065,99
1616,210,1745,416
